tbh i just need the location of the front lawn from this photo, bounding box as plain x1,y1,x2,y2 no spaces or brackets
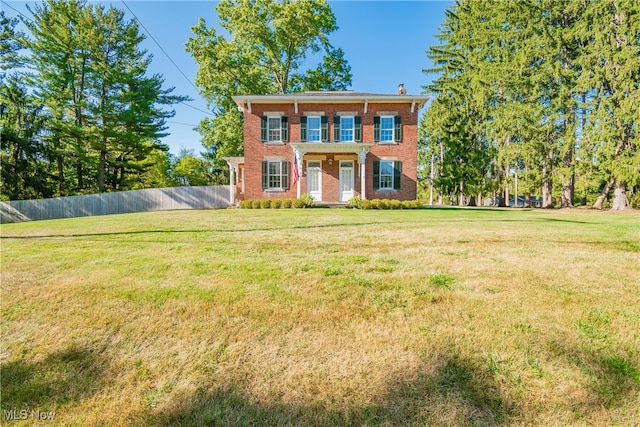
1,208,638,425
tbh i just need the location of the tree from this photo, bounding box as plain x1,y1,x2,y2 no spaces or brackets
25,0,187,195
186,0,352,166
575,0,639,210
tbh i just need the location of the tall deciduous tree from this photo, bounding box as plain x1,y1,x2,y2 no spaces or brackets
186,0,352,165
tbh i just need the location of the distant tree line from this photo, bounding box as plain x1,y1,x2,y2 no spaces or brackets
0,1,223,201
420,0,639,209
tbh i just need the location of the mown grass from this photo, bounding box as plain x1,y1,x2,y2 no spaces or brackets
1,208,639,426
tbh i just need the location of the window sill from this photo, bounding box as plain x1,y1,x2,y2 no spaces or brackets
377,188,397,192
266,141,285,145
265,189,287,193
378,141,398,145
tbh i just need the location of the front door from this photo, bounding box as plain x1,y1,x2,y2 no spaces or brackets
307,161,322,201
339,161,355,202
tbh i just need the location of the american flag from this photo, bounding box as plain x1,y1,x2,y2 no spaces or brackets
292,153,300,185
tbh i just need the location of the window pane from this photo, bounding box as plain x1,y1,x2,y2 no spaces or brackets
379,161,394,189
268,117,281,142
341,116,354,142
268,161,281,188
380,117,394,141
307,116,321,142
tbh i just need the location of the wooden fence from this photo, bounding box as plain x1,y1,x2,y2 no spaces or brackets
0,186,230,223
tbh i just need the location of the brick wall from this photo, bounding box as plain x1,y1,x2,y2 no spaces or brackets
243,101,419,201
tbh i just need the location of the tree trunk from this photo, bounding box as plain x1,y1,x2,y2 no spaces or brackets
611,182,628,210
459,181,465,207
524,194,532,208
593,178,616,209
468,195,477,207
541,153,553,208
99,149,107,193
561,146,574,208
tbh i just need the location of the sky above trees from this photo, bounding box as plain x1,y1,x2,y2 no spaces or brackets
4,0,451,156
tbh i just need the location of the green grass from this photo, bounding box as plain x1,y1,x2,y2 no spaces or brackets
1,208,639,425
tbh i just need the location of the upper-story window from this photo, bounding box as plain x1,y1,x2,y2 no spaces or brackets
260,116,289,143
374,115,402,143
300,116,328,142
333,116,362,142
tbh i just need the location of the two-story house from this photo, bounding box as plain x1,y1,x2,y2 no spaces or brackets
224,91,429,204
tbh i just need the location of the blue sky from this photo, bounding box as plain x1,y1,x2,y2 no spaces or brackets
3,0,452,156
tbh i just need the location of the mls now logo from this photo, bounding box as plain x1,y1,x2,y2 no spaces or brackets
4,408,56,421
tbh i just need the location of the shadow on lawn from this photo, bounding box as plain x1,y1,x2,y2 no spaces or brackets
0,344,106,410
148,354,514,426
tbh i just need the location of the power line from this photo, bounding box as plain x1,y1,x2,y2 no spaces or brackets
167,120,200,127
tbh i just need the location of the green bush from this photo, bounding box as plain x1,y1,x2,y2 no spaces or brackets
251,200,261,209
389,199,402,209
260,199,271,209
359,199,372,209
291,198,304,208
239,199,252,209
298,193,314,208
370,199,382,209
270,199,282,209
347,196,362,209
281,199,292,208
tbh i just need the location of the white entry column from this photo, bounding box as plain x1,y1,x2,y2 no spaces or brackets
359,151,367,200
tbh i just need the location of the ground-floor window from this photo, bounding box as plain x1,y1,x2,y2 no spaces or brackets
261,160,289,190
373,160,402,190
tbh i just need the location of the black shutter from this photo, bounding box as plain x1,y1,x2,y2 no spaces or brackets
354,116,362,142
393,161,402,190
261,161,268,189
373,160,380,190
394,116,402,142
373,116,381,142
300,116,307,142
281,116,288,142
321,116,328,142
333,115,340,142
282,161,289,189
260,117,267,142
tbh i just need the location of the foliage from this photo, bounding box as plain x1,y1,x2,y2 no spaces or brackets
239,194,315,209
186,0,352,164
1,1,187,200
421,0,639,210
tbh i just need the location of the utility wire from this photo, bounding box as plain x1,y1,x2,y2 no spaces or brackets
121,0,214,117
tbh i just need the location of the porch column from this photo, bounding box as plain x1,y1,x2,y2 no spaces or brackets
359,151,367,200
293,148,302,198
228,164,235,205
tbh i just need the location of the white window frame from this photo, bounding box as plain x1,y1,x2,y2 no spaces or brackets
307,116,321,142
266,160,285,190
379,160,394,190
340,116,355,142
267,116,282,143
380,116,394,143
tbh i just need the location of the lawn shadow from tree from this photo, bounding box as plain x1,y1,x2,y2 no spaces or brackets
146,352,515,426
1,344,107,411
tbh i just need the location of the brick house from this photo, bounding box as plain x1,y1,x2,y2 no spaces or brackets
224,91,429,204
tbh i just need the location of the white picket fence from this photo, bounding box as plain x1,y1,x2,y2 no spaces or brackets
0,186,230,223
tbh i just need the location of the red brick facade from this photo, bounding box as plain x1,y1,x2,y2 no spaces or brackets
230,92,428,202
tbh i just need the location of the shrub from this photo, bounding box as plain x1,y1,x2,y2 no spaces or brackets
298,193,314,208
291,198,304,208
389,199,402,210
281,199,292,208
251,200,261,209
379,199,392,209
370,199,382,210
270,199,282,209
359,199,372,209
260,199,271,209
239,200,251,209
347,196,362,209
